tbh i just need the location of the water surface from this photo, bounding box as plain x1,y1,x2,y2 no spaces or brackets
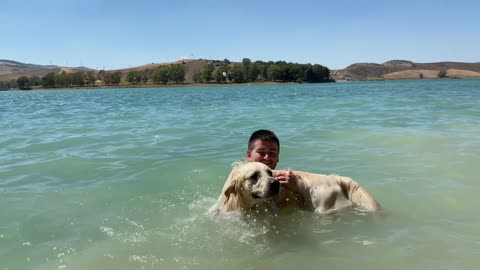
1,79,479,269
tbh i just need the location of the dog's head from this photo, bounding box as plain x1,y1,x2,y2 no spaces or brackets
223,161,280,207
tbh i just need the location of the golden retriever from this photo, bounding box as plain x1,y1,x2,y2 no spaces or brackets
210,161,381,215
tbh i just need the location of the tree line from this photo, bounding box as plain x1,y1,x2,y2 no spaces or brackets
12,71,119,90
1,58,332,90
124,64,187,85
9,64,187,90
194,58,331,84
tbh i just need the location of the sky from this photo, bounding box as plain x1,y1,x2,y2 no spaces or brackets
1,0,479,70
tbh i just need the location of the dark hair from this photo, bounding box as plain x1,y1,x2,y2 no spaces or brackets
248,129,280,151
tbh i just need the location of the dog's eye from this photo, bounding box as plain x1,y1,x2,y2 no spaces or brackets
250,171,259,183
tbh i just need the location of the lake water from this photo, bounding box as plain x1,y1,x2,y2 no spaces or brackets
1,79,479,270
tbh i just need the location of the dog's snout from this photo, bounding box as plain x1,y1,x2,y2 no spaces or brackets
270,180,280,195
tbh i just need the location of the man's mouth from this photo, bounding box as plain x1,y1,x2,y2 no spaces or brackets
260,161,272,168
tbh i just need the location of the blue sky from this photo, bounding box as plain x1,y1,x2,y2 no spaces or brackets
1,0,479,70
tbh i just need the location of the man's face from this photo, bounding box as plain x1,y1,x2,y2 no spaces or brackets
246,139,279,169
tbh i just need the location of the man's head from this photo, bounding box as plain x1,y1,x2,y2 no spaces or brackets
246,129,280,169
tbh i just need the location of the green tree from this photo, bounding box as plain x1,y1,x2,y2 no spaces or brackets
102,72,112,85
214,68,226,83
152,68,169,84
97,70,106,82
304,65,314,82
287,64,303,82
193,71,202,83
169,64,187,84
55,71,68,87
242,58,252,82
267,64,283,81
42,72,56,88
229,64,246,83
437,69,447,78
305,64,331,82
248,63,260,82
127,71,141,84
253,61,268,81
29,76,42,86
139,69,149,84
111,71,122,85
201,63,214,83
218,60,231,83
83,71,96,86
16,76,31,90
0,80,13,90
68,72,84,86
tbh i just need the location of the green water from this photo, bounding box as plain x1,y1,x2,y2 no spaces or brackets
1,79,479,270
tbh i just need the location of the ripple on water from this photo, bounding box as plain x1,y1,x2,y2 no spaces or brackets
1,81,480,270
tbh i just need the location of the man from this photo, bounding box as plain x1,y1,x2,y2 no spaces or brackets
246,129,300,194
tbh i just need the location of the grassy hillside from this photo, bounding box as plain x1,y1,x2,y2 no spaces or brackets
109,59,223,84
0,59,92,81
0,58,232,85
331,60,480,81
3,58,480,87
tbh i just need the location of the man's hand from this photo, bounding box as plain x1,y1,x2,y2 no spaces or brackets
274,169,300,194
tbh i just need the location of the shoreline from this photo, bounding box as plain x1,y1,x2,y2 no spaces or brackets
2,77,479,92
1,81,304,91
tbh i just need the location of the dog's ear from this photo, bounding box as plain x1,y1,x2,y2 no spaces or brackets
223,170,241,204
223,181,237,203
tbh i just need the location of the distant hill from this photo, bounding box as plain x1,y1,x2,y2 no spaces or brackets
3,58,480,85
331,60,480,81
108,58,223,84
0,59,93,81
0,58,229,84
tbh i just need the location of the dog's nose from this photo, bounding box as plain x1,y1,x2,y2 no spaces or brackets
270,180,280,195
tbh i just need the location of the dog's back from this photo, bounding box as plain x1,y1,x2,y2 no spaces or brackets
285,170,381,213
